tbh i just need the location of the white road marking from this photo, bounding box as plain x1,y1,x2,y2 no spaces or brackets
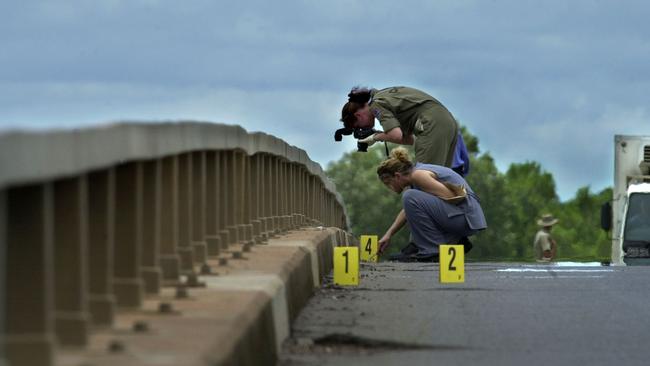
496,268,613,273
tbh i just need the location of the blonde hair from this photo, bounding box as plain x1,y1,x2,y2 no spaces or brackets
377,147,413,180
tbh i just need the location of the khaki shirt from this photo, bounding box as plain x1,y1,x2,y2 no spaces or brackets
533,230,552,261
369,86,443,136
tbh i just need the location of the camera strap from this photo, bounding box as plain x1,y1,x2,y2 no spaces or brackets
384,142,389,157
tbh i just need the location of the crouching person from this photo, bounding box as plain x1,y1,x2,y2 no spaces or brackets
377,147,487,262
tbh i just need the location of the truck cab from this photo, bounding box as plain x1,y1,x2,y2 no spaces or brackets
603,135,650,265
620,183,650,263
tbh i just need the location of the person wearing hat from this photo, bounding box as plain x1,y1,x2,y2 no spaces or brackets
534,214,559,262
340,86,463,170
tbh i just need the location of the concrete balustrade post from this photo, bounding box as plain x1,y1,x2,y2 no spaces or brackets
309,176,316,224
260,154,271,240
265,155,278,237
277,160,285,233
234,152,251,245
204,151,221,256
273,157,281,234
299,168,306,226
318,183,327,226
299,168,305,226
159,156,181,280
330,196,336,228
53,176,90,346
191,151,208,263
287,162,293,230
286,163,293,229
224,151,240,247
3,184,55,366
282,161,291,232
240,154,253,244
177,153,195,273
279,159,286,233
218,152,231,251
87,169,116,326
257,154,268,242
249,154,263,244
113,163,144,308
290,164,297,229
298,167,305,227
141,160,162,294
259,154,271,238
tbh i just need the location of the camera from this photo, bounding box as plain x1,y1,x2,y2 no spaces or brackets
334,127,378,152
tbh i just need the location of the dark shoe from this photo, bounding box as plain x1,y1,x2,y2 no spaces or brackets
400,242,419,255
460,236,473,254
414,253,439,263
388,252,418,262
389,251,439,263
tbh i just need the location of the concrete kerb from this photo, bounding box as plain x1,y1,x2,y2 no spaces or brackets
56,226,340,366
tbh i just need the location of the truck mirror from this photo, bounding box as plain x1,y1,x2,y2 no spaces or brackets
600,202,612,231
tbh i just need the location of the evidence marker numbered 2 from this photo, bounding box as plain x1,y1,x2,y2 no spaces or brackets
333,247,359,286
360,235,378,262
439,244,465,283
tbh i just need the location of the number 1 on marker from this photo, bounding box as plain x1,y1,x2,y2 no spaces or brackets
334,247,359,286
360,235,378,262
439,244,464,283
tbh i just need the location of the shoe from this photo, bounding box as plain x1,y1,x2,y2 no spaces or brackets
388,252,418,262
400,242,419,255
414,253,439,263
460,236,473,254
389,249,440,263
387,243,422,262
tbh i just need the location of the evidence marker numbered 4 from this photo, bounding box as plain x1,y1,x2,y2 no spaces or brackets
333,247,359,286
360,235,378,263
439,244,465,283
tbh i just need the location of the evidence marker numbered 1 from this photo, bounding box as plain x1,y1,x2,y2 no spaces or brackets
360,235,378,262
439,244,465,283
333,246,359,286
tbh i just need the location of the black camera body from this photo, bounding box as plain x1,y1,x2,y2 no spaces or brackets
334,127,378,152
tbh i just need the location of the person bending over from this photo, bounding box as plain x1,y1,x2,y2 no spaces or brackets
340,86,459,167
376,147,487,262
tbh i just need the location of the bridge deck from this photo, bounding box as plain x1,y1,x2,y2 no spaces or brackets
282,262,648,366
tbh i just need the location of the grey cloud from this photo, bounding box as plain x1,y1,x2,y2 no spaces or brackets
2,0,650,199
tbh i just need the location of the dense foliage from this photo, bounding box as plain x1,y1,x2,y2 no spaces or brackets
326,127,612,262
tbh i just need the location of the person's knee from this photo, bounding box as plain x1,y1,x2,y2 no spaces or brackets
402,189,425,209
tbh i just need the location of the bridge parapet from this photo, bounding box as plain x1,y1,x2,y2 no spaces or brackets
0,122,349,365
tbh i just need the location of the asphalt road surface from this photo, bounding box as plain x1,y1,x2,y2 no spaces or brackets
280,261,650,366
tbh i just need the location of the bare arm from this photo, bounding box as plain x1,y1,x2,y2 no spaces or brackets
379,209,407,253
375,128,414,145
410,170,456,199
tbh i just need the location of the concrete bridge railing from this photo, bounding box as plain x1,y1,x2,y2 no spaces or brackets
0,122,349,366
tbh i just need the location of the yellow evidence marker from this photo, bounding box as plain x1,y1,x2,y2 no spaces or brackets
439,244,465,283
360,235,378,262
333,247,359,286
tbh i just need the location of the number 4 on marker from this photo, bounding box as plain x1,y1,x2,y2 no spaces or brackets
360,235,378,262
439,244,464,283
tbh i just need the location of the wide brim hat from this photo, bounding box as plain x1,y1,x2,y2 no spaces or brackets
537,214,559,227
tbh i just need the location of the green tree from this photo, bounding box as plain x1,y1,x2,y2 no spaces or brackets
502,161,559,259
552,187,612,261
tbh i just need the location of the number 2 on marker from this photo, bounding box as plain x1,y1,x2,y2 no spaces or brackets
334,247,359,286
360,235,378,262
439,244,464,283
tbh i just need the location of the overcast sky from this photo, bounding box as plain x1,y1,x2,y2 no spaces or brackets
2,0,650,200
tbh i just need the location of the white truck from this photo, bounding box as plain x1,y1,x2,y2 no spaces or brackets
602,135,650,265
